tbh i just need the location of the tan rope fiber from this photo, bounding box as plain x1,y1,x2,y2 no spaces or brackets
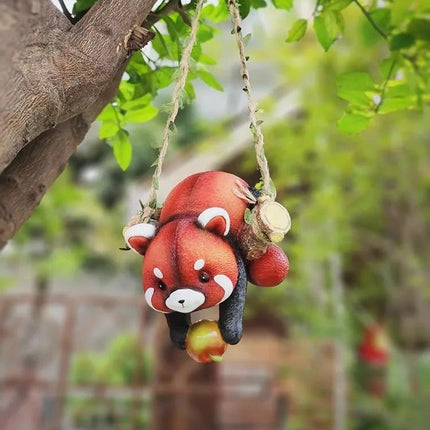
140,0,206,222
228,0,272,196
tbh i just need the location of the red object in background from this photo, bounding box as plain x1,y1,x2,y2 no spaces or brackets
358,324,389,397
358,325,389,365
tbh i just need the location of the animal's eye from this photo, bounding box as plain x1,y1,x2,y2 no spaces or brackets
158,280,166,290
199,271,210,283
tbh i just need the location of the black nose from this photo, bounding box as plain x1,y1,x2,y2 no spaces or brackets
178,299,185,304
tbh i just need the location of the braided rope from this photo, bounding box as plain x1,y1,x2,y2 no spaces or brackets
140,0,206,222
228,0,272,196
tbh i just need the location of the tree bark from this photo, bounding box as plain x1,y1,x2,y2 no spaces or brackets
0,0,158,249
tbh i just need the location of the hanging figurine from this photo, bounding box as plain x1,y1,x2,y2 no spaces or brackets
123,171,290,354
122,0,291,362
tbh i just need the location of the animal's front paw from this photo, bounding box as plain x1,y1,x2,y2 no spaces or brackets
219,321,242,345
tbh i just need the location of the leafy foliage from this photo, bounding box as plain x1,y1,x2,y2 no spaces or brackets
96,3,225,170
69,333,153,385
67,333,152,429
284,0,429,132
70,0,430,168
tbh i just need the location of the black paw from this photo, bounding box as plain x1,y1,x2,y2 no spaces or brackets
170,330,187,350
165,312,190,350
219,321,242,345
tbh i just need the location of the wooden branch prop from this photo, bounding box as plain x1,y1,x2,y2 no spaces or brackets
239,198,291,260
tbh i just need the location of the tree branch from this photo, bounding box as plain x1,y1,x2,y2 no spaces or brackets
0,0,157,175
0,65,127,249
144,0,192,28
0,0,158,247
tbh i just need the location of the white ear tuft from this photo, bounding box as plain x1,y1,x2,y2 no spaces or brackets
123,223,156,255
197,207,231,236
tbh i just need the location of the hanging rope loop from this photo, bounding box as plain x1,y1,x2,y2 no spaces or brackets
124,0,291,254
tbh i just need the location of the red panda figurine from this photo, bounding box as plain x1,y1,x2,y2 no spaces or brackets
123,171,289,349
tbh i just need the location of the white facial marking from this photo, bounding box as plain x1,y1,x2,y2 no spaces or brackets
165,289,206,313
193,259,205,271
214,275,234,303
197,207,231,236
153,267,163,279
144,288,169,313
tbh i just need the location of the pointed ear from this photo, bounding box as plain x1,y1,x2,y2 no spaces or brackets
197,207,230,236
123,223,156,255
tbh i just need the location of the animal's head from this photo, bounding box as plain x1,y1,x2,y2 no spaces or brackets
123,208,238,314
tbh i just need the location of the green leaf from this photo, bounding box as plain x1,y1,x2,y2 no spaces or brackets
163,15,180,44
243,33,252,46
369,8,391,35
191,43,202,62
124,105,158,123
390,33,415,51
197,25,216,43
184,81,196,100
313,11,343,52
244,208,253,224
323,0,352,11
286,19,308,42
73,0,97,14
271,0,293,10
325,10,344,39
154,67,176,89
336,72,375,105
99,121,119,139
97,103,116,121
198,53,217,65
251,0,267,8
152,28,176,61
201,2,229,23
112,130,132,171
378,85,416,114
378,97,416,114
408,19,430,42
239,0,251,19
118,81,135,101
314,16,330,51
121,94,152,111
198,70,223,91
337,112,371,133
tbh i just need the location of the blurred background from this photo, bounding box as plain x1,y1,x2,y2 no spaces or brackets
1,0,430,429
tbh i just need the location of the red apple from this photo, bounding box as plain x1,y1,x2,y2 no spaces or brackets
185,320,227,363
248,244,289,287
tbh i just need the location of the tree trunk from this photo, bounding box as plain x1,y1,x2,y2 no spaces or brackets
0,0,157,249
